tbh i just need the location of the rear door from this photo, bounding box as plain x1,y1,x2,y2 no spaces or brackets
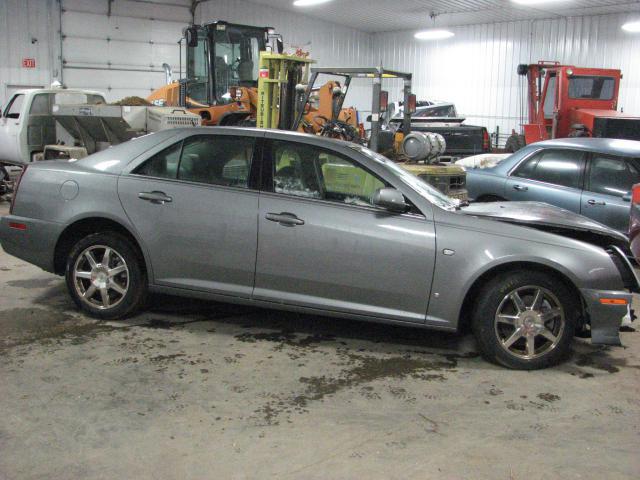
253,138,436,324
505,148,585,213
581,154,640,232
118,132,260,297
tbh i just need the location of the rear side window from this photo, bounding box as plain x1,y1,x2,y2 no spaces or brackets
177,136,254,188
588,155,640,197
512,155,539,179
29,94,51,115
135,142,182,179
512,149,584,189
134,135,255,188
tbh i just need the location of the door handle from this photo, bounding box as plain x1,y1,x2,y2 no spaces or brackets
138,191,173,204
265,212,305,227
587,199,606,206
513,184,528,191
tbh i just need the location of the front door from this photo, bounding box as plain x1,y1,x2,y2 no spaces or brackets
118,133,259,297
505,148,585,213
0,94,26,163
254,139,436,324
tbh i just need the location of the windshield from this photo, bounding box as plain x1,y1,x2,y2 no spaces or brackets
349,144,458,210
213,25,265,103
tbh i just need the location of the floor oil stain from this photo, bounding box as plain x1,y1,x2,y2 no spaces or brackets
253,351,461,424
0,307,116,351
7,278,58,289
537,392,561,403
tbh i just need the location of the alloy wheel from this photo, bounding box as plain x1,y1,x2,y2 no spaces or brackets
494,285,565,360
73,245,130,310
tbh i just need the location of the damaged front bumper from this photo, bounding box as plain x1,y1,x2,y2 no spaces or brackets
581,289,633,346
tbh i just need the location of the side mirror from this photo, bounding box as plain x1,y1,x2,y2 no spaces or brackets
373,188,408,213
366,114,372,122
623,192,632,202
185,26,198,48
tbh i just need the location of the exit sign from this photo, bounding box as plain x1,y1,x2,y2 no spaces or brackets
22,58,36,68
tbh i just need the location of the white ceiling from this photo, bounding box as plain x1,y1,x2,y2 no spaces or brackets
242,0,640,33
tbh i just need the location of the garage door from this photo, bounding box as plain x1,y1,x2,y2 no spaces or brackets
61,0,190,102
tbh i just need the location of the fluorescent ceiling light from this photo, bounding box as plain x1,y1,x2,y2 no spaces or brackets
511,0,570,4
414,29,455,40
293,0,334,6
622,21,640,33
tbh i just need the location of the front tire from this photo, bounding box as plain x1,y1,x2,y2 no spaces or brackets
65,232,147,320
472,271,578,369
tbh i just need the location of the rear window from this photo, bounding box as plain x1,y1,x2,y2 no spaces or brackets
568,76,615,100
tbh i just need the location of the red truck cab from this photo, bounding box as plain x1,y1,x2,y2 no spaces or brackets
518,62,640,145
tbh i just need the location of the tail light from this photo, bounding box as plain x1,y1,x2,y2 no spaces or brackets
9,165,27,215
632,184,640,205
379,90,388,112
482,129,490,151
407,94,417,114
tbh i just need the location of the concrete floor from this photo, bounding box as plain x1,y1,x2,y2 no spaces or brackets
1,201,639,480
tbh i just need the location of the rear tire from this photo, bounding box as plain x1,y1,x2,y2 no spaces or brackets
472,270,578,370
65,232,147,320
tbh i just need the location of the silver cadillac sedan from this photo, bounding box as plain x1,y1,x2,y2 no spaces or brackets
1,127,637,369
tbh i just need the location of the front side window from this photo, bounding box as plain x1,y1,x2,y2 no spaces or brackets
3,94,25,119
513,149,584,189
568,76,615,100
186,31,210,105
543,74,556,119
588,155,640,197
271,141,387,207
134,135,254,188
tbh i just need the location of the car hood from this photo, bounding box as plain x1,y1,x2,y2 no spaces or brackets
460,201,629,248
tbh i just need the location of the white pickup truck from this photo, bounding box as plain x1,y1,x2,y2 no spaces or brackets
0,87,201,167
0,88,107,166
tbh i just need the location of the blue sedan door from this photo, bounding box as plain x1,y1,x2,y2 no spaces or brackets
581,154,640,232
505,148,585,213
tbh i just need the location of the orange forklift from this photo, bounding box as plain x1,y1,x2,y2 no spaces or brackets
506,61,640,151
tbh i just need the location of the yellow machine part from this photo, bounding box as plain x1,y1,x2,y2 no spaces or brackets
399,163,468,201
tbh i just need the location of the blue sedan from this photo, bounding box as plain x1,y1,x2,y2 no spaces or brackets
465,138,640,233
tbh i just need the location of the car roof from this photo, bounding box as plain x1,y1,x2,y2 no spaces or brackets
531,137,640,157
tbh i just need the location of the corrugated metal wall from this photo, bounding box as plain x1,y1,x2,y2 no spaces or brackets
1,1,639,130
0,0,60,105
61,0,191,101
372,13,640,145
